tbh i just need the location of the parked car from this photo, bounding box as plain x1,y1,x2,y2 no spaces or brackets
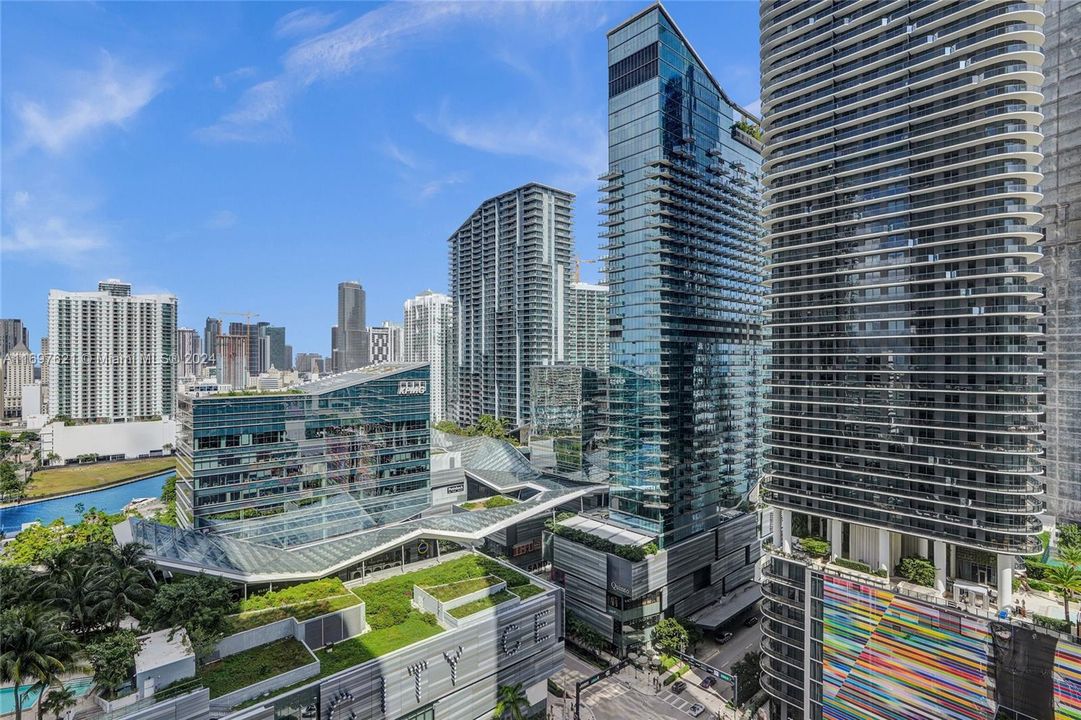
689,703,706,717
672,680,687,694
699,675,717,689
715,631,734,644
743,615,760,627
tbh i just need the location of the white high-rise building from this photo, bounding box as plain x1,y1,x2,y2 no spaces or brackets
450,183,573,426
47,280,178,422
1,342,34,418
176,328,202,380
403,290,452,422
367,322,404,365
566,281,609,371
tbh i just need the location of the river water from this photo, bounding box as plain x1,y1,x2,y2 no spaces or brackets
0,470,172,535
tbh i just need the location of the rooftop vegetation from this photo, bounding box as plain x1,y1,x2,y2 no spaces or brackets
448,590,516,619
195,639,312,699
734,119,763,140
353,554,537,629
423,576,501,602
460,495,517,511
546,518,659,562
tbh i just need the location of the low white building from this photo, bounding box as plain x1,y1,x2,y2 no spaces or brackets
20,382,47,430
134,628,195,699
41,418,176,464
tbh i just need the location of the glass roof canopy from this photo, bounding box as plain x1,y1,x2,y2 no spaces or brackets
118,434,604,583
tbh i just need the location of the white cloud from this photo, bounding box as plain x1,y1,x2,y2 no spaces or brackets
1,216,108,259
213,66,257,91
197,80,291,142
274,8,340,39
16,52,165,154
418,104,607,191
13,191,31,208
419,172,467,199
383,140,418,170
201,1,604,143
744,98,762,117
206,210,237,229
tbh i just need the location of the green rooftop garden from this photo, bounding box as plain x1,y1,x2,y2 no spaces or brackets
546,518,659,562
316,614,442,676
227,595,361,633
423,576,502,601
460,495,517,511
196,639,313,699
223,577,363,632
352,554,537,629
449,590,517,619
511,583,544,600
239,578,348,613
231,555,549,708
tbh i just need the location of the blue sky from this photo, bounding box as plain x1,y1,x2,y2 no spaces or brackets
1,1,761,355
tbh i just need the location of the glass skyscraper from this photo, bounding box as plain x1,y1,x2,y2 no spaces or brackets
603,4,766,547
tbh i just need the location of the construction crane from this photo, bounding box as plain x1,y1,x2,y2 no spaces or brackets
218,311,260,373
574,257,600,282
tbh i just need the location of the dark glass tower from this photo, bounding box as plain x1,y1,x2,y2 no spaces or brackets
759,2,1046,717
604,3,765,547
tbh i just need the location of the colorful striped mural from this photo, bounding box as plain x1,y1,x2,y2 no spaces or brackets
821,575,995,720
1054,640,1081,720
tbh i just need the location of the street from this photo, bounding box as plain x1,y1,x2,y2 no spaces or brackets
548,620,762,720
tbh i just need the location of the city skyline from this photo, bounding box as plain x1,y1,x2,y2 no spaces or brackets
0,1,761,353
0,3,1073,720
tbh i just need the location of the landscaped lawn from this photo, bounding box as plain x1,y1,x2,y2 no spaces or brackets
239,578,349,613
423,576,501,601
196,639,313,698
448,590,516,619
316,614,443,676
26,457,176,498
352,554,539,629
511,583,545,600
227,594,361,633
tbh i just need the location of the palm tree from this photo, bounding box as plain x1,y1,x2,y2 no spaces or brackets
0,606,78,720
35,546,110,635
1059,545,1081,571
39,685,76,720
1047,565,1081,633
493,683,530,720
93,544,155,629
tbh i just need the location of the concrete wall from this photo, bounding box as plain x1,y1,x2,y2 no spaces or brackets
136,657,196,697
213,618,295,661
297,603,365,650
113,689,211,720
414,578,512,628
41,418,177,463
215,602,367,659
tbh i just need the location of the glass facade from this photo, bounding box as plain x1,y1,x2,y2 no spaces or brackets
604,6,766,546
530,365,606,474
176,364,431,530
1037,0,1081,522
